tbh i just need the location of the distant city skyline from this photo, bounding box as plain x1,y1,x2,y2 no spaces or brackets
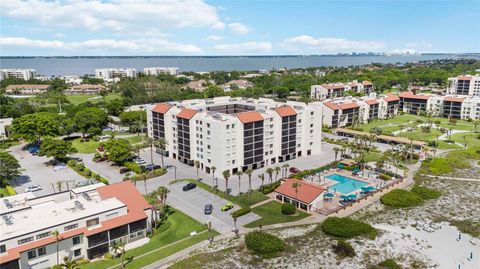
1,0,479,56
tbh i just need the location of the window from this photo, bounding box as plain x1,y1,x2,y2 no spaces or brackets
74,249,82,257
18,236,34,245
86,218,99,227
37,247,46,256
0,245,5,254
36,231,51,239
64,223,78,231
311,111,314,115
28,250,36,259
231,124,235,128
207,123,210,128
72,236,81,245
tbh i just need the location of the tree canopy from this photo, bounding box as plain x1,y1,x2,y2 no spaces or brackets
0,152,21,187
10,112,60,142
38,137,77,161
74,107,108,137
104,138,133,164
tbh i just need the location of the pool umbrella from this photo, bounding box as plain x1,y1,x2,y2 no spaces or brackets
337,163,345,169
348,194,357,200
324,192,334,198
352,168,361,173
361,186,369,191
366,186,375,192
339,195,349,201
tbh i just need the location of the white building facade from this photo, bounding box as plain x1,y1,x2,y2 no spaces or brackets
447,74,480,96
143,67,178,76
0,69,36,81
310,80,374,100
147,97,323,175
95,68,137,79
0,182,152,269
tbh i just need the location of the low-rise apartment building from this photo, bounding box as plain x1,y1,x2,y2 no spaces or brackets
95,68,137,80
447,74,480,96
147,97,323,175
63,84,107,95
378,94,400,119
0,181,152,269
221,79,253,92
310,80,374,100
5,85,51,95
143,67,178,76
0,69,36,81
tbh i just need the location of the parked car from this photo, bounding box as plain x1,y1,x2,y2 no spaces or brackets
102,127,113,132
204,204,213,215
25,184,43,192
289,167,300,174
94,157,108,163
221,203,234,212
119,168,131,174
182,183,197,191
143,164,162,172
53,163,67,171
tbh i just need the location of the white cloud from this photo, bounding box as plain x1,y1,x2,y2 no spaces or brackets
206,35,223,41
284,35,385,51
1,0,225,32
406,41,433,49
0,36,202,54
228,23,250,35
214,42,272,54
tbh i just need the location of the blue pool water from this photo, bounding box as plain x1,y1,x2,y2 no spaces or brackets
326,174,369,194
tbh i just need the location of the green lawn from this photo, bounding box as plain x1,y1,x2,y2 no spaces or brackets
66,93,122,105
81,208,212,269
72,136,145,154
244,201,310,228
358,151,384,163
181,179,268,208
357,114,420,134
398,128,443,141
450,132,480,147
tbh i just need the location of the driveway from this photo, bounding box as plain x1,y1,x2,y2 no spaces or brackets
165,181,260,234
8,144,84,196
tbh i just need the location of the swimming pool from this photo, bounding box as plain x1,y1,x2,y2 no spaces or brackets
326,174,369,194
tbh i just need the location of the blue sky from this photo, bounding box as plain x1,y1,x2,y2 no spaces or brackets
0,0,479,56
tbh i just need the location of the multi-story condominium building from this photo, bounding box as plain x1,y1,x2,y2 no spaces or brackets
461,96,480,120
147,97,323,175
442,96,464,119
95,68,137,79
378,94,400,119
5,85,51,95
0,69,36,81
0,181,152,269
447,74,480,96
310,80,374,100
399,91,431,114
143,67,178,76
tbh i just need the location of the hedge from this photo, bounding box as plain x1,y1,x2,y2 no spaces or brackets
245,231,285,258
261,181,281,194
232,207,251,218
68,160,109,185
380,189,423,208
131,168,167,181
281,203,296,215
411,185,441,200
6,186,16,195
291,161,337,179
321,217,378,239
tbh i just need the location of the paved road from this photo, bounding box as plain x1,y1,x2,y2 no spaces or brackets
76,153,125,183
8,144,84,196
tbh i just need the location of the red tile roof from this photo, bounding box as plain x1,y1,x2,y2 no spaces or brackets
399,91,430,100
152,103,172,114
237,111,264,123
323,101,338,110
274,179,326,204
322,83,345,90
365,99,379,105
362,80,373,86
97,181,151,213
176,108,198,120
383,93,400,102
338,102,360,110
444,97,465,102
458,75,472,80
274,106,297,117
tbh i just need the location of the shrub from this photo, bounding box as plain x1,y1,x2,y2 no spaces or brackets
6,185,16,195
124,162,144,174
377,259,402,269
232,207,251,218
281,203,296,215
83,168,91,177
245,231,286,258
332,240,356,258
103,253,114,260
378,173,392,181
321,217,378,239
434,120,441,125
291,161,337,179
261,181,281,194
76,258,90,265
411,185,441,200
380,189,423,208
76,162,85,171
67,160,76,167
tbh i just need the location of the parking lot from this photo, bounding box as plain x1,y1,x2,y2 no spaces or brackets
8,144,84,196
167,181,260,234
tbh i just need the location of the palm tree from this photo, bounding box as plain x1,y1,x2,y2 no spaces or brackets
274,166,280,181
60,256,78,269
146,137,154,164
245,168,253,194
211,166,216,187
56,181,63,192
195,160,201,180
52,230,60,265
141,174,148,194
333,147,341,161
222,170,231,196
154,138,168,168
236,171,243,195
232,215,238,236
156,186,170,223
147,192,159,228
258,173,265,192
266,168,274,184
111,240,126,269
291,182,301,208
284,164,290,178
132,143,143,157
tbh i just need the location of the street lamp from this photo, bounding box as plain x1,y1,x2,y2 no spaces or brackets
168,165,177,181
